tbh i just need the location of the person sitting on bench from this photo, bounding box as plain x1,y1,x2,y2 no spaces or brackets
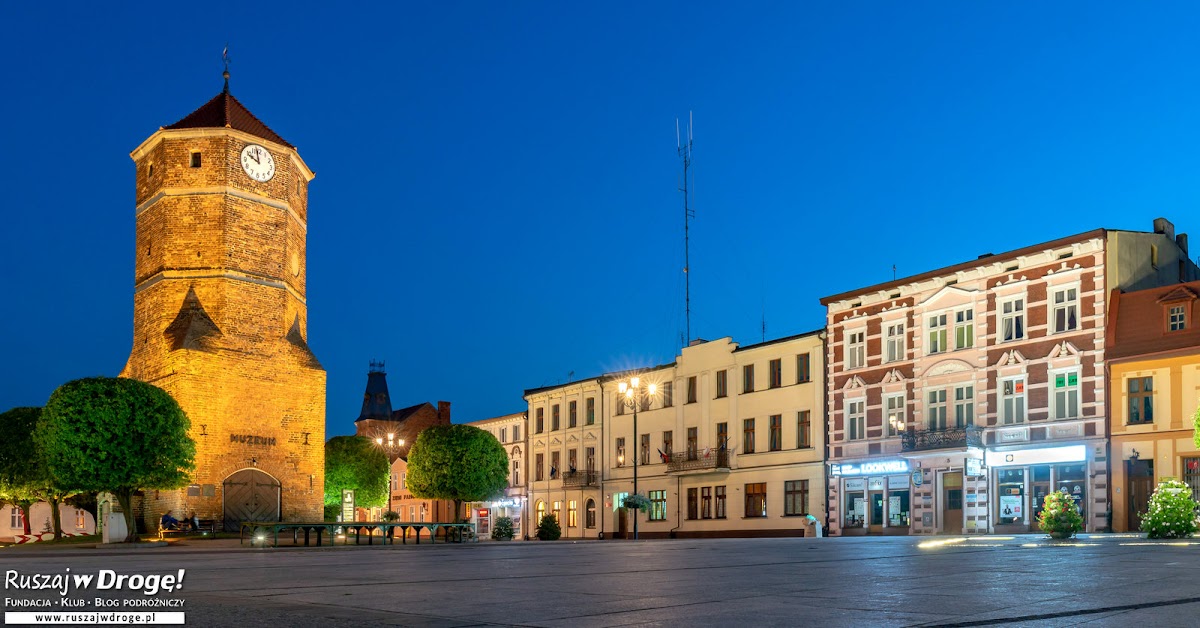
161,511,180,530
188,512,200,531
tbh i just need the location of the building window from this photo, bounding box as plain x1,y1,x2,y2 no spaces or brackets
1151,244,1159,269
500,427,507,443
536,408,544,433
847,331,865,369
640,433,650,465
687,488,698,520
797,410,811,448
1128,377,1153,424
768,415,782,451
743,365,755,393
512,460,520,486
649,490,667,521
662,381,673,407
552,404,560,431
568,448,578,473
1184,459,1200,505
586,398,595,424
716,370,728,398
189,151,201,168
927,389,947,430
568,500,578,528
615,437,626,467
743,418,756,454
1169,305,1187,332
550,451,560,479
701,487,712,518
615,394,624,415
585,499,596,528
797,353,811,383
955,309,974,349
745,483,767,518
1053,371,1080,420
847,400,866,440
1001,298,1025,342
1052,287,1079,333
885,394,904,436
717,422,728,452
954,385,974,427
75,509,86,530
536,501,546,523
536,453,545,481
663,430,673,459
553,501,562,523
769,359,782,389
885,324,905,363
586,446,595,473
1002,378,1026,424
687,427,698,460
687,376,698,403
784,480,809,516
927,314,948,354
569,400,577,428
11,506,24,529
715,486,727,519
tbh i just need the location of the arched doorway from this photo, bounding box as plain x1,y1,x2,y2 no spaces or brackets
223,469,281,531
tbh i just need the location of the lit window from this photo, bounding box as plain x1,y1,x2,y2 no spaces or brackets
649,491,667,521
885,394,905,436
744,483,767,518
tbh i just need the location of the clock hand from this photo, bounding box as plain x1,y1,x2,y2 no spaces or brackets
249,148,260,165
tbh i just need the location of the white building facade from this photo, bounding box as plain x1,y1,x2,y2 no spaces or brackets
465,411,528,539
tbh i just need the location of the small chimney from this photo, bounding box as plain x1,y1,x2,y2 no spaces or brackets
437,401,451,424
1177,233,1188,257
1153,217,1175,241
977,253,994,259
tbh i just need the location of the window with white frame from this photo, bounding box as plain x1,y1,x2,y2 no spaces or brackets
1169,305,1187,332
927,389,948,430
927,314,948,354
1052,287,1079,333
954,309,974,349
1001,378,1026,424
1001,298,1025,342
954,385,974,427
847,331,865,369
1053,371,1080,419
885,323,905,363
10,507,22,529
885,394,905,436
847,400,866,440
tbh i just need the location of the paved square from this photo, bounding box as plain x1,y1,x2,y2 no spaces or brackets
5,535,1200,627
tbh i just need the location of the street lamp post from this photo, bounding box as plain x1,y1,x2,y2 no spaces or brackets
617,376,657,540
374,433,405,517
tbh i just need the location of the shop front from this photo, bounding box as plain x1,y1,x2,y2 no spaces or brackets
986,445,1089,534
831,459,912,536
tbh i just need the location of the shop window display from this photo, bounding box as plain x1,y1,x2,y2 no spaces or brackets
998,469,1025,524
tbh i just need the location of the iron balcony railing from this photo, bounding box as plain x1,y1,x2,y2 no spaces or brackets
900,425,983,452
666,449,731,473
561,470,599,487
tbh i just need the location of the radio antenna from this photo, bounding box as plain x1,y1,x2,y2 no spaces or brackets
678,112,695,346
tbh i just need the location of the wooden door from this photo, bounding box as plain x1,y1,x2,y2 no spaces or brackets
223,469,281,531
1127,460,1154,532
941,472,963,534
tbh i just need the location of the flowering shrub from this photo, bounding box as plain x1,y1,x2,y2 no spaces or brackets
1037,490,1083,539
623,494,652,512
1141,479,1198,539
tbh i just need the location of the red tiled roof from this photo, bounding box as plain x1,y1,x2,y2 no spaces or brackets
1108,279,1200,361
165,91,293,148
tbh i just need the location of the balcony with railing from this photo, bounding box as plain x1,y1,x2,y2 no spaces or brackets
561,470,599,488
666,449,731,473
900,426,983,453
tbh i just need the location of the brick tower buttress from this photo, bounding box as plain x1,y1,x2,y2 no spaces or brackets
121,90,326,528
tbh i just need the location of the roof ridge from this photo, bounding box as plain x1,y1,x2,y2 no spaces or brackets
164,90,294,149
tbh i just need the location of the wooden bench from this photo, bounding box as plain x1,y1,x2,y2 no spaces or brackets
158,518,219,540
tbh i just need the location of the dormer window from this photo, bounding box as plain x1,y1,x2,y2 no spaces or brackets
1168,305,1187,331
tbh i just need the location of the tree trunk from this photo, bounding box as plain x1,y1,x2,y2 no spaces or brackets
454,499,463,523
115,489,139,543
49,496,63,541
20,502,32,536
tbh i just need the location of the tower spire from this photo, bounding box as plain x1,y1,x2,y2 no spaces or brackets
222,44,231,94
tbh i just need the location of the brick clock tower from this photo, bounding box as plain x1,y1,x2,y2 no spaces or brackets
122,73,325,530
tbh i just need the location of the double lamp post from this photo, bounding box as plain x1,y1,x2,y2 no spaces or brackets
617,376,656,540
374,433,405,516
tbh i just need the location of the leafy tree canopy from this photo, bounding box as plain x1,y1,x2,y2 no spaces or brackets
406,424,508,515
324,435,388,509
36,377,195,541
0,407,48,504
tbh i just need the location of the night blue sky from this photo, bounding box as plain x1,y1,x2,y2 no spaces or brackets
2,3,1198,435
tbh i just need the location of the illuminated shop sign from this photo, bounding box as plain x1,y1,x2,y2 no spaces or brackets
830,460,910,477
985,445,1086,468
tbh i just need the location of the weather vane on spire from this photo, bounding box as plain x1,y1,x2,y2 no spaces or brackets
222,44,231,93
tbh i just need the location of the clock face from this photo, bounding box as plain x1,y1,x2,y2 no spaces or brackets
240,144,276,182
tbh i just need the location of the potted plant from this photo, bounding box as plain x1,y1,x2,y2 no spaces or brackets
491,516,515,541
622,494,651,512
382,510,400,522
1141,478,1199,539
535,514,561,540
1037,490,1084,539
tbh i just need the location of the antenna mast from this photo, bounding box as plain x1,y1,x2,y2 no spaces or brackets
678,112,695,346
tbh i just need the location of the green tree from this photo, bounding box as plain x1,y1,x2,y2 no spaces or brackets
0,407,77,539
324,436,388,511
1193,403,1200,450
36,377,195,542
535,513,561,540
406,424,508,522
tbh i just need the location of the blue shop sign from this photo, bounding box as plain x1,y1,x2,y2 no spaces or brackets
830,460,910,477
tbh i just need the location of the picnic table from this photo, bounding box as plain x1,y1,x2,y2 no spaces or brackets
239,521,476,548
